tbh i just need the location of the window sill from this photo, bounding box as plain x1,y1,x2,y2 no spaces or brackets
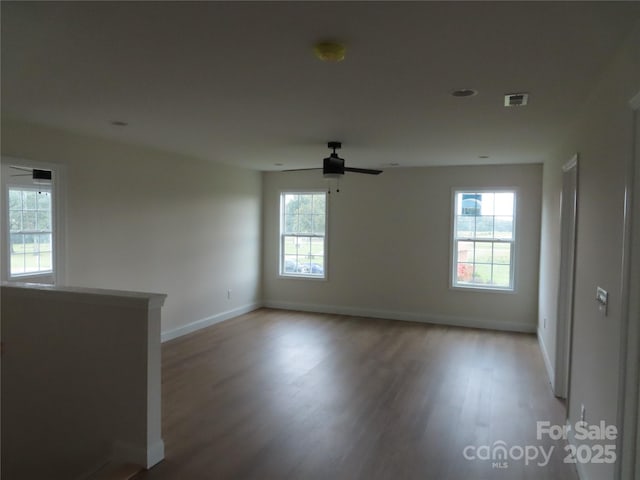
451,284,515,294
278,274,327,281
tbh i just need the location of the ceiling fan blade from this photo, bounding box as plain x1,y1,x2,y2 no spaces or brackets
11,174,32,177
281,168,323,172
344,167,383,175
10,166,32,172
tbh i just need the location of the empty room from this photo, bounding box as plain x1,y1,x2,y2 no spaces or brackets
1,2,639,480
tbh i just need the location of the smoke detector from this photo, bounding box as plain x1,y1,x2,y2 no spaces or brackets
504,93,529,107
314,42,346,62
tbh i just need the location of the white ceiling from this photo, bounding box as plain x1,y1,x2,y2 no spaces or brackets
2,2,639,171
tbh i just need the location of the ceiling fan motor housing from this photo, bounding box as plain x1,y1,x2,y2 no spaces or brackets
323,154,345,176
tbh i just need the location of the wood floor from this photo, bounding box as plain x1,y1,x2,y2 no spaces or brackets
134,309,578,480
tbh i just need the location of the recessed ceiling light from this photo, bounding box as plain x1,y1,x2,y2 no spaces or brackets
451,89,478,97
110,120,128,126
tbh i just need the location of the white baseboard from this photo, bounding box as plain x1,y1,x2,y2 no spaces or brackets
263,300,536,333
112,439,164,469
161,302,262,342
538,328,556,389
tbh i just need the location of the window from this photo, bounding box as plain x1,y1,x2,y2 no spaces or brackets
452,190,516,290
8,187,53,276
280,192,327,278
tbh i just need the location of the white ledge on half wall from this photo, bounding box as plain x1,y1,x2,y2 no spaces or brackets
1,281,167,308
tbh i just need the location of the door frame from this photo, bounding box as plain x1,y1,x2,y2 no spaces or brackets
616,91,640,480
554,154,578,400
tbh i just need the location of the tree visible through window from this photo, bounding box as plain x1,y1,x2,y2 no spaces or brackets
280,192,326,277
9,187,53,276
452,191,515,290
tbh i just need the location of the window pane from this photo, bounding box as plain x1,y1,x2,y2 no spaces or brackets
475,216,494,238
23,191,37,210
10,234,24,253
38,234,53,253
39,251,52,270
460,193,481,216
23,211,37,230
456,262,474,283
283,256,298,273
37,191,51,209
11,253,25,274
283,236,297,255
24,252,40,273
494,216,513,239
312,215,325,235
297,214,313,234
23,234,36,253
495,192,515,216
479,193,495,215
296,236,313,257
9,211,22,232
37,211,51,231
284,214,298,234
492,265,511,287
457,241,474,263
9,189,22,209
493,243,511,265
473,264,492,285
475,242,493,263
456,216,475,238
312,194,326,214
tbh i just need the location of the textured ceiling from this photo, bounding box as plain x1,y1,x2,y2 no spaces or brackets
2,1,639,170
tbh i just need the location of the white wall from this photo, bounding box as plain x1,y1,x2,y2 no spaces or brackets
537,22,640,480
263,164,542,332
0,119,262,337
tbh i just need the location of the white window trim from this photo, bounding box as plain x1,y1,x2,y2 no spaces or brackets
278,189,328,281
1,157,66,285
449,187,518,293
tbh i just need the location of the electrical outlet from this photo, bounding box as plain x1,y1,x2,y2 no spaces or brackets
580,404,586,423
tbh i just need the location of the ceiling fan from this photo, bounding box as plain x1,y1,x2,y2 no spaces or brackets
9,166,52,181
284,142,383,178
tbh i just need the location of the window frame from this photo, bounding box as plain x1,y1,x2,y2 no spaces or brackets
278,190,328,280
1,158,65,285
450,188,517,293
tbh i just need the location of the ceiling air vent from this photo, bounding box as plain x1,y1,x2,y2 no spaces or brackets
504,92,529,107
